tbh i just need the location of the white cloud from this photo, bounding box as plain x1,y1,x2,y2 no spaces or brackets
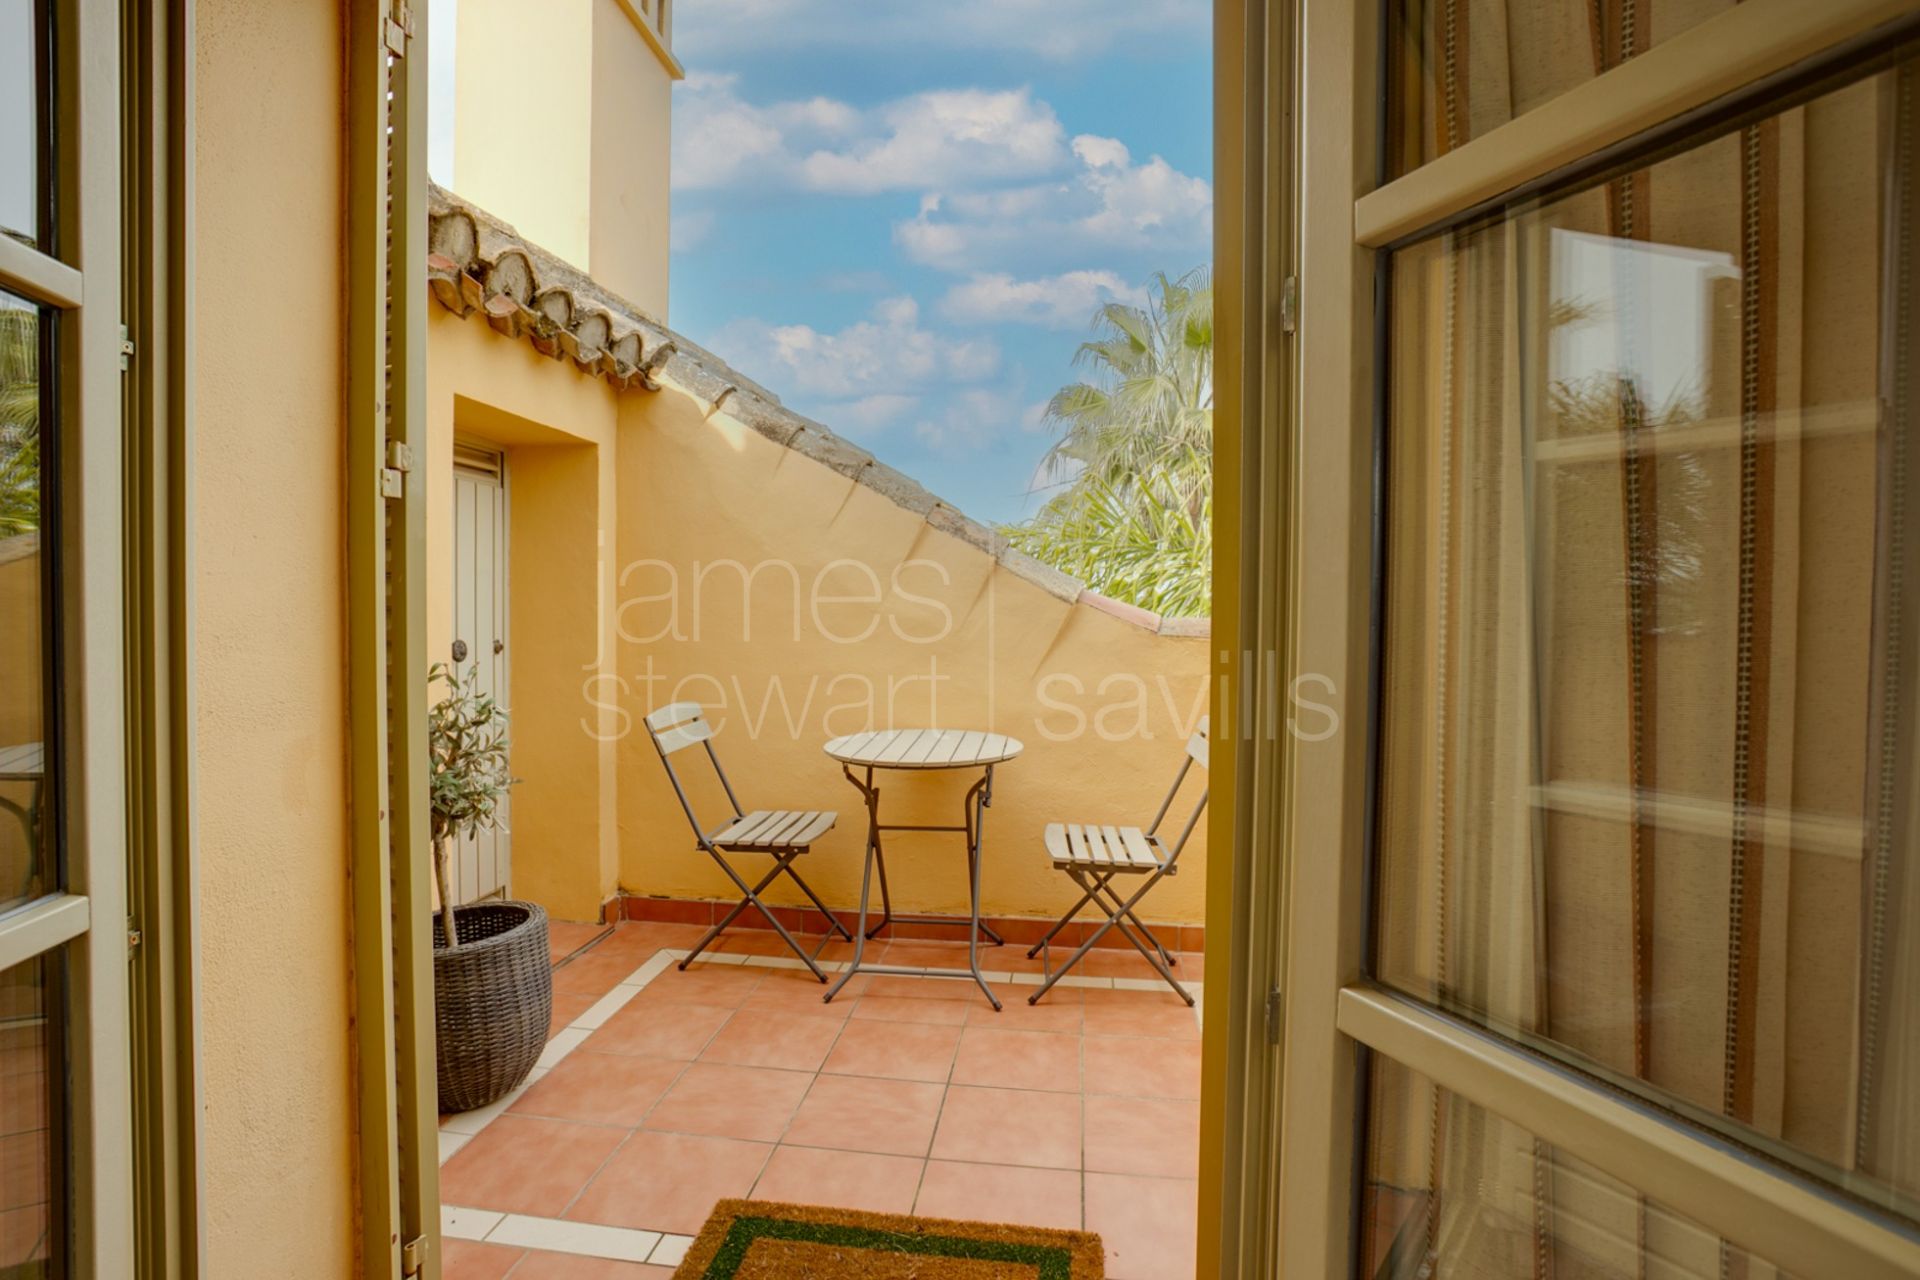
710,295,1000,407
913,388,1030,456
895,136,1211,272
939,270,1145,328
671,209,715,253
678,0,1207,62
674,78,1064,196
822,393,920,431
799,89,1065,194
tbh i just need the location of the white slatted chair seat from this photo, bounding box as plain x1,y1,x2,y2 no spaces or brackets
715,809,837,850
1043,822,1166,873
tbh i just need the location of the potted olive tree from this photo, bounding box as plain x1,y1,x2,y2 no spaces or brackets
429,661,549,1113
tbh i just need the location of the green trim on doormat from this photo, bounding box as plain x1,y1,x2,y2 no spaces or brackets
675,1199,1106,1279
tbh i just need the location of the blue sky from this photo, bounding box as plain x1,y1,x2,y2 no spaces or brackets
666,0,1212,524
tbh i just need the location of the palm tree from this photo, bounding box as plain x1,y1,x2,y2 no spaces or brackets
1007,267,1212,616
0,306,40,539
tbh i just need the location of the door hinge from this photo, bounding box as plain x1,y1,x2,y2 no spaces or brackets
119,324,135,371
385,0,414,55
126,923,143,955
1279,276,1298,335
1264,985,1283,1045
383,440,413,500
400,1235,427,1276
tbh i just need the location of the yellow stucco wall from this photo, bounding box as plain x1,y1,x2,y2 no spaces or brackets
0,540,41,896
590,0,673,318
610,378,1213,924
452,0,672,318
454,0,595,267
426,309,1211,926
193,0,356,1272
428,311,623,922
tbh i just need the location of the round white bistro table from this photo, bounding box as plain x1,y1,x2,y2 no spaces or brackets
820,728,1024,1010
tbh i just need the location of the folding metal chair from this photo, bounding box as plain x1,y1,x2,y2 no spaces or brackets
1027,717,1208,1006
644,702,851,980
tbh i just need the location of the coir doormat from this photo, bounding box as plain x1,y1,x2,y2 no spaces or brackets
674,1199,1106,1279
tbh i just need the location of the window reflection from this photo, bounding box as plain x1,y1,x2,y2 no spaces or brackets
0,0,50,250
1377,63,1920,1220
0,295,48,915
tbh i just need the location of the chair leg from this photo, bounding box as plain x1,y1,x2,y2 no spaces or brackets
779,859,854,941
683,847,830,982
1090,877,1178,968
1029,867,1193,1007
1026,871,1115,959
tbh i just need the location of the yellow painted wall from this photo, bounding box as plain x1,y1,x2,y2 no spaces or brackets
452,0,673,318
589,0,673,318
0,540,41,897
611,378,1213,924
193,0,356,1271
427,311,622,922
453,0,595,267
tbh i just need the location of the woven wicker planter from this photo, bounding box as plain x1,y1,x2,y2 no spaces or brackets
433,900,552,1114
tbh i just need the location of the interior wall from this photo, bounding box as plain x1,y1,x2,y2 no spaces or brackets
192,0,356,1271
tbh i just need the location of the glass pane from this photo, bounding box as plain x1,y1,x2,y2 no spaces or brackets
1362,1056,1804,1279
0,954,61,1275
1377,59,1920,1221
1385,0,1727,179
0,294,50,914
0,0,51,250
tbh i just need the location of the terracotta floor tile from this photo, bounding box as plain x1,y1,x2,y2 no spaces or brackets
1085,1172,1198,1280
1174,952,1205,980
850,995,968,1026
913,1161,1082,1232
1074,947,1181,981
508,1050,684,1128
950,1027,1081,1093
1082,1096,1200,1178
1082,1037,1200,1099
567,1130,771,1235
584,1001,733,1061
781,1074,944,1158
973,993,1084,1034
612,921,711,951
930,1086,1081,1170
548,921,613,965
644,1062,811,1142
750,1145,923,1215
878,940,996,969
438,1115,625,1217
698,1008,846,1073
1080,990,1200,1041
859,974,980,1002
630,966,764,1009
548,992,600,1042
821,1019,960,1083
738,968,853,1017
441,1239,523,1280
510,1254,673,1278
552,949,649,999
711,930,815,958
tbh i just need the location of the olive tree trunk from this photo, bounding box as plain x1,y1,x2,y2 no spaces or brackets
434,833,459,950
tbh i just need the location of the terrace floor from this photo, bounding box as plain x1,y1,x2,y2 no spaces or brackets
437,920,1205,1279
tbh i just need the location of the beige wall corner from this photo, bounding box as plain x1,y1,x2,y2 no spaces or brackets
192,0,356,1270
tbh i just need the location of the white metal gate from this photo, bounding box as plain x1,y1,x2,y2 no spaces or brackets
451,443,510,902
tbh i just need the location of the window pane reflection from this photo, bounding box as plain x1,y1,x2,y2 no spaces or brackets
1377,61,1920,1220
0,0,51,250
1363,1057,1802,1279
0,955,60,1275
0,294,50,914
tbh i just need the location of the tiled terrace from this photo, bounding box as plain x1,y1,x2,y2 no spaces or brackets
438,920,1204,1279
